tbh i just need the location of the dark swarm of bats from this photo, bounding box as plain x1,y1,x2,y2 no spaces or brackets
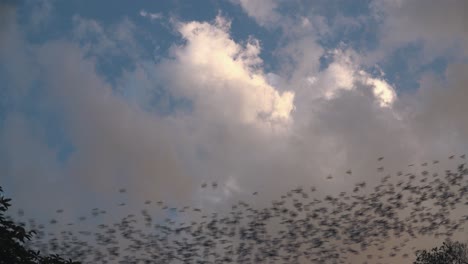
3,154,468,263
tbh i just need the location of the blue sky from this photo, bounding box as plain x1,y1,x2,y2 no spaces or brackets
1,0,468,261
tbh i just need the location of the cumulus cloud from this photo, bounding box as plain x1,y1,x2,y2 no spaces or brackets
159,15,295,131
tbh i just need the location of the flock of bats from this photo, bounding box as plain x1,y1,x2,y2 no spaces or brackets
7,154,468,263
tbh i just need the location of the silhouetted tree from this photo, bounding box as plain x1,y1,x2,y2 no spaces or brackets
414,241,468,264
0,186,79,264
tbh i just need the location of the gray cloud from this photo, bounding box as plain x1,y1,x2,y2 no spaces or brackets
371,0,468,61
410,64,468,148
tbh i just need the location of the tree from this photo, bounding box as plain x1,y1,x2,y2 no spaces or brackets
0,186,79,264
414,240,468,264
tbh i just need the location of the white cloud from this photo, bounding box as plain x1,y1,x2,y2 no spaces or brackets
236,0,281,26
159,15,295,131
139,9,163,21
287,48,396,108
360,71,396,107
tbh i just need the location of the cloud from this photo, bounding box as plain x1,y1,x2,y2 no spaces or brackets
72,15,142,60
411,64,468,144
159,15,295,131
0,10,193,218
139,9,163,21
27,0,54,30
1,113,62,187
371,0,468,59
34,40,191,199
235,0,281,26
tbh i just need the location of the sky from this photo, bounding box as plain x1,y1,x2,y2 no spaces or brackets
1,0,468,262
